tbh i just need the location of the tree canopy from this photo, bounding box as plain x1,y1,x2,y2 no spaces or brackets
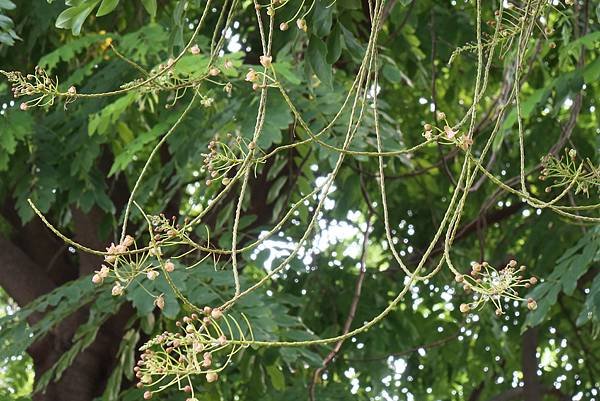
0,1,599,401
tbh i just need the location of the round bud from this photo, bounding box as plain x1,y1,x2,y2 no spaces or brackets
296,19,307,32
190,44,201,55
569,148,577,159
423,123,432,131
260,55,272,68
455,274,464,283
206,372,219,383
143,391,153,400
123,235,134,248
155,295,165,310
218,334,227,345
529,277,538,285
459,303,470,313
527,299,537,310
211,308,223,320
165,261,175,272
280,22,289,31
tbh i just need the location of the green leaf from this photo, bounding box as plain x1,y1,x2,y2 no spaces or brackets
307,34,333,89
326,22,343,64
311,0,333,37
267,176,287,204
274,61,302,85
576,273,600,327
140,0,157,17
38,33,106,72
55,1,100,35
0,0,16,10
523,229,600,331
88,93,136,136
266,364,285,391
96,0,119,17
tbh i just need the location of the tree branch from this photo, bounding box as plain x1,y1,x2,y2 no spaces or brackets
308,214,372,401
0,236,55,306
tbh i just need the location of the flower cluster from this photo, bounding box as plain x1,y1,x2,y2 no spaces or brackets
422,111,473,150
1,67,63,109
202,134,262,187
540,149,599,197
135,308,252,399
456,259,538,316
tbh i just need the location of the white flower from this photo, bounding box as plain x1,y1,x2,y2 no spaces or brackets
99,265,110,278
112,283,124,296
444,125,457,139
190,44,201,55
245,69,257,82
147,270,159,280
122,235,134,248
154,294,165,310
296,19,307,32
201,97,214,108
206,372,219,383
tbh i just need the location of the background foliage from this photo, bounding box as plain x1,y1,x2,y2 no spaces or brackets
0,0,599,401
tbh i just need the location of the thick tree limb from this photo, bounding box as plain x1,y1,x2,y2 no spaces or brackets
0,236,55,306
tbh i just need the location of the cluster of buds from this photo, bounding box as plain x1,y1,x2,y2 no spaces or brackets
92,235,136,295
456,259,538,316
91,265,110,285
1,67,60,109
103,235,135,264
540,149,598,197
421,113,474,151
202,134,260,187
134,308,252,397
245,68,267,91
